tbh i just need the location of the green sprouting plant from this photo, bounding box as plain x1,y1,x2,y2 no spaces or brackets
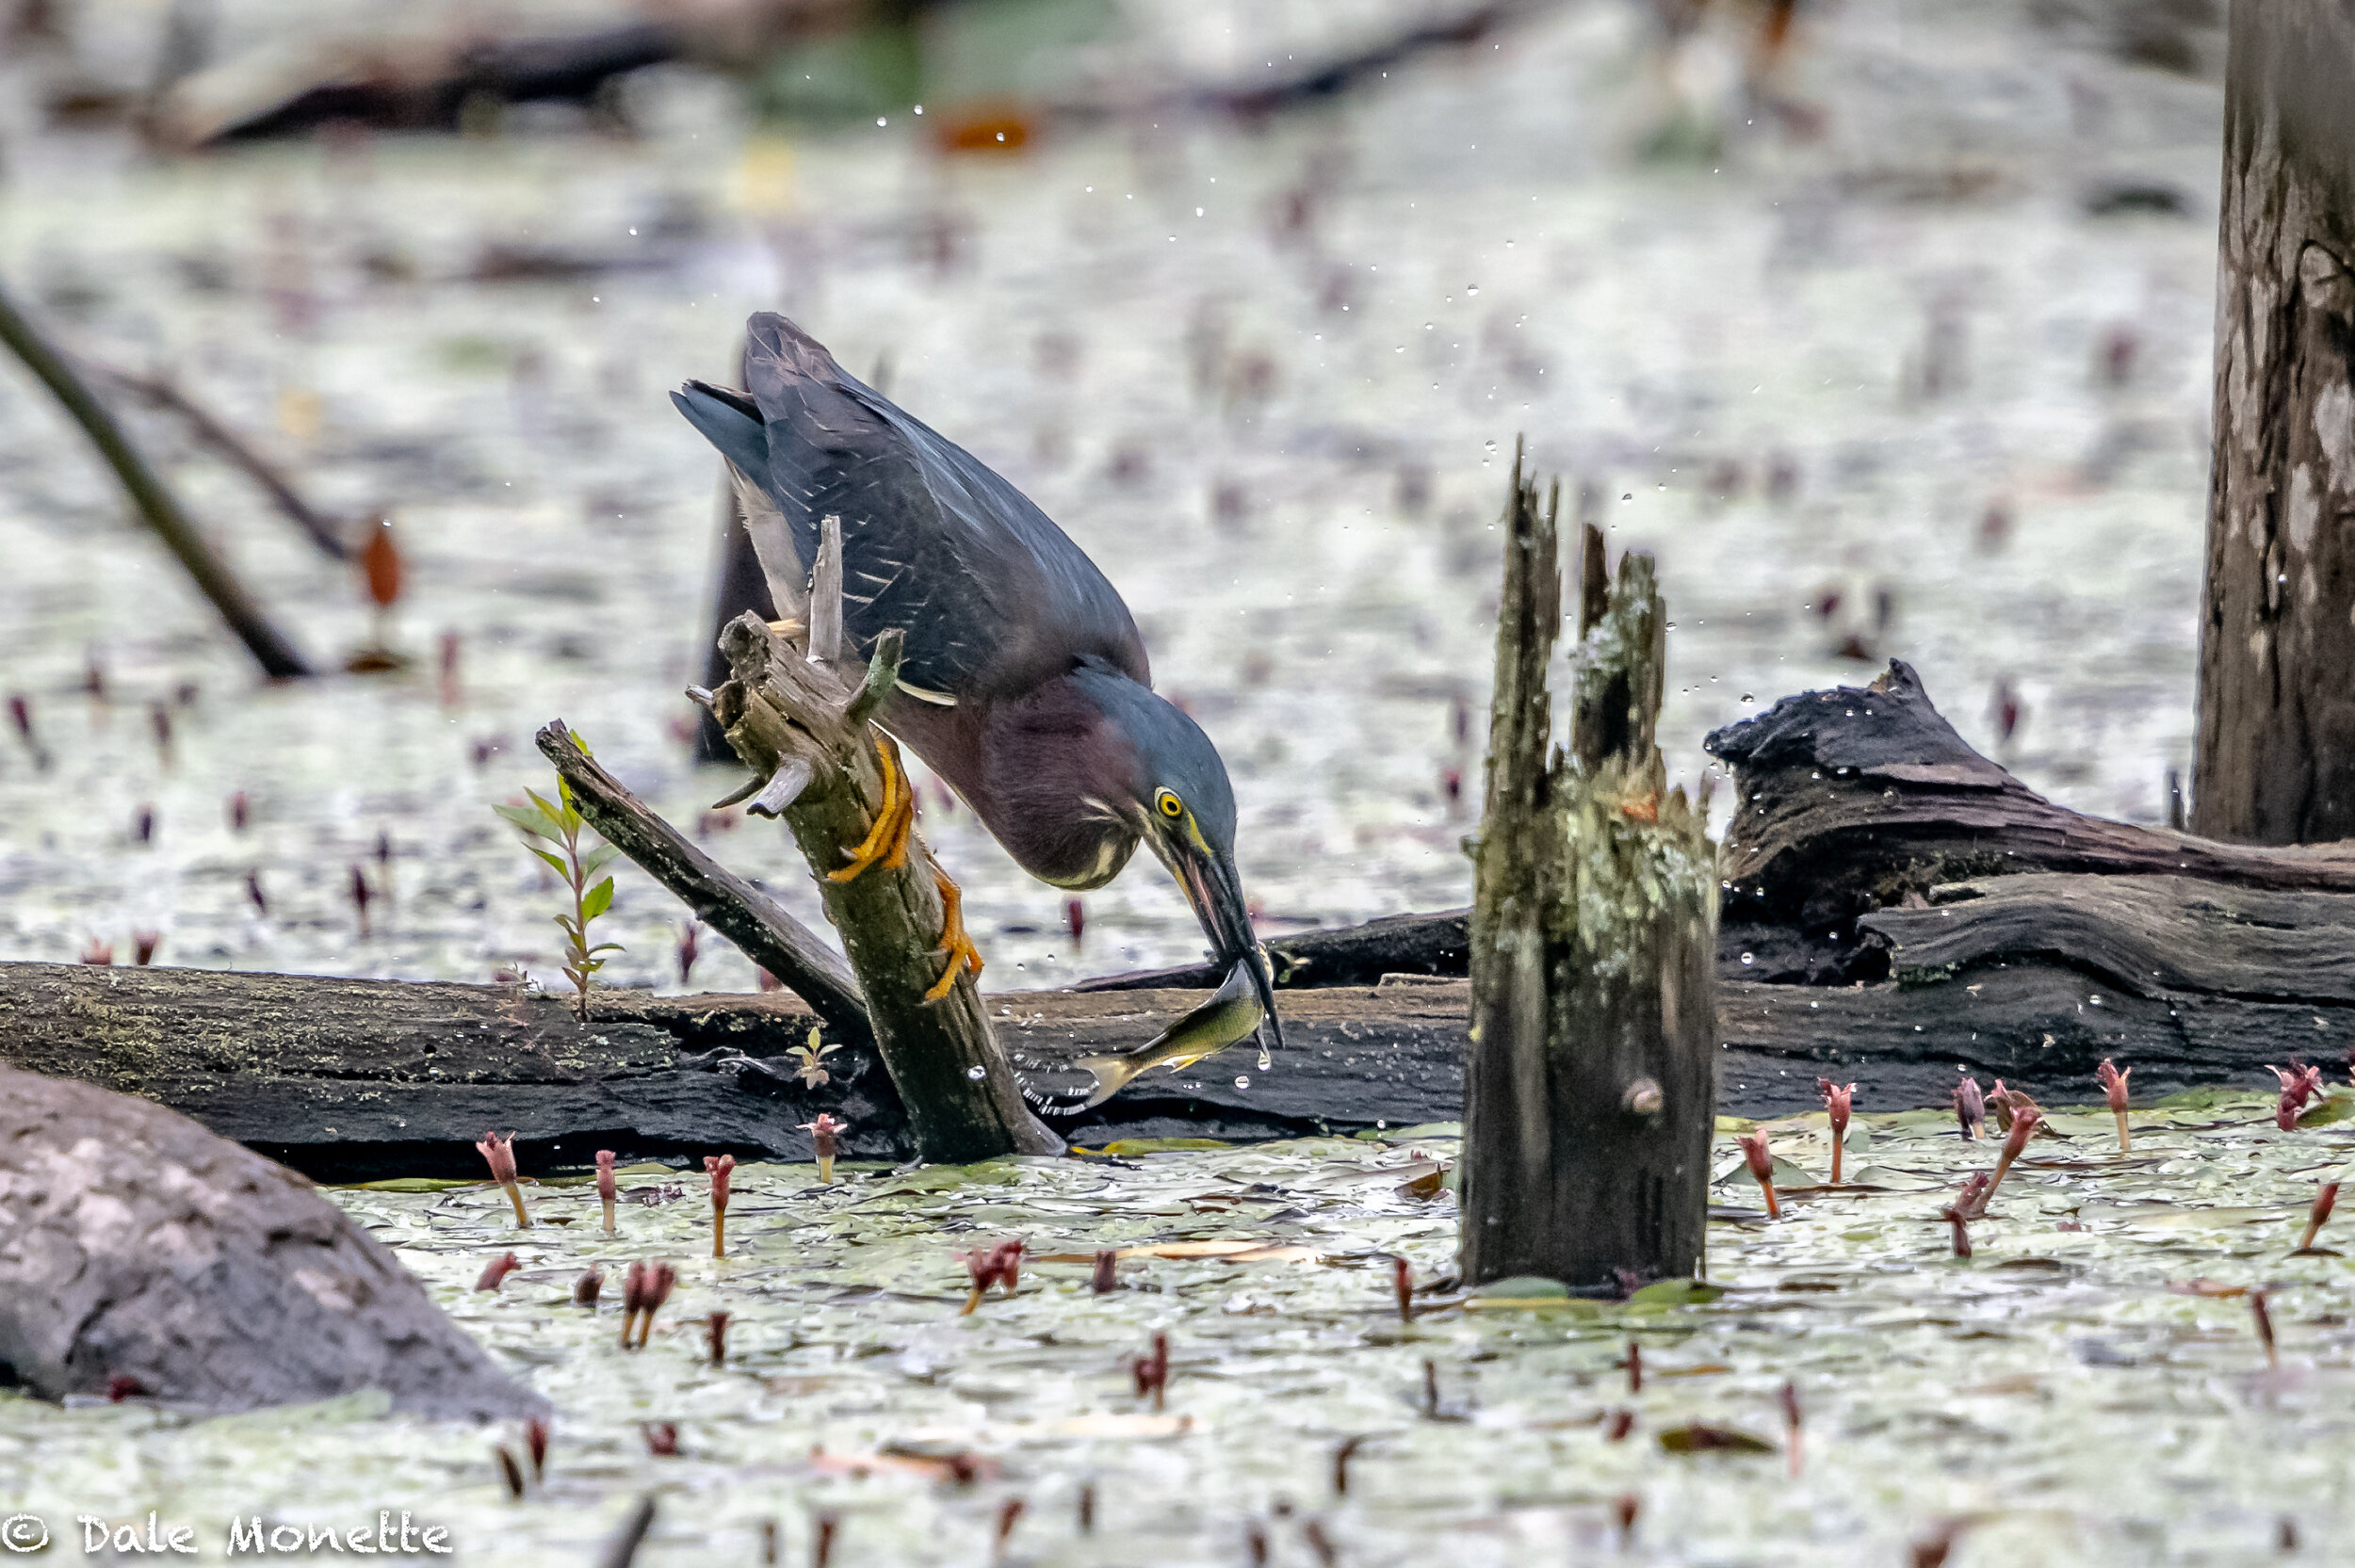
495,739,622,1021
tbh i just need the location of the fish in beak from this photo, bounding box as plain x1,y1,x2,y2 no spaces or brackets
1165,836,1284,1069
1066,960,1267,1109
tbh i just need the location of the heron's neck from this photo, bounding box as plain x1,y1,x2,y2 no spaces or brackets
974,671,1141,889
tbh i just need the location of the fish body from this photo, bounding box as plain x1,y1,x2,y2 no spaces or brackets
1064,962,1268,1110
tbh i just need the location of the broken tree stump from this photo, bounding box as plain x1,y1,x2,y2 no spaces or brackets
0,1064,544,1417
2196,0,2355,844
706,584,1059,1161
1459,460,1718,1292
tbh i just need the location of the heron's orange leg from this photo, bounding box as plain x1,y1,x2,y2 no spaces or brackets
923,869,984,1002
828,735,916,882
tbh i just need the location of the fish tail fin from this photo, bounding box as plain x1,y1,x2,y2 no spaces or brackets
1071,1054,1143,1110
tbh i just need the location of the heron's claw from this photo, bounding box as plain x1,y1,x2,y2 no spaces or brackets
923,868,983,1002
828,734,917,882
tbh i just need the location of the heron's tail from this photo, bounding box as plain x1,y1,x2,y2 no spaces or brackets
671,381,768,478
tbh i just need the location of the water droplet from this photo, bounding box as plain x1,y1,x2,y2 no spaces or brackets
1621,493,1632,501
1234,1075,1251,1089
1466,284,1480,295
1741,952,1755,966
1740,692,1754,703
966,1065,985,1080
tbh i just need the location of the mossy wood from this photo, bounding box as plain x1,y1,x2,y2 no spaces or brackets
706,607,1061,1160
1461,460,1717,1291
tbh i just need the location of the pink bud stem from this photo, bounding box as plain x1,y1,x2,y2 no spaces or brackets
2298,1182,2340,1252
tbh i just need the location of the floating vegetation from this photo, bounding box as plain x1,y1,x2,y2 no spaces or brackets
8,1095,2349,1561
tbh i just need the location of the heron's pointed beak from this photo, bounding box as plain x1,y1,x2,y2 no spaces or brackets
1170,842,1284,1060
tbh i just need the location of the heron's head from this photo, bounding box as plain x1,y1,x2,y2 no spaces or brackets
1070,662,1282,1054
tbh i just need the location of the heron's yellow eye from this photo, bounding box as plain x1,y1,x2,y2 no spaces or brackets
1155,789,1184,819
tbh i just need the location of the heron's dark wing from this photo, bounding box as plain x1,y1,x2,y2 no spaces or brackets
679,314,1148,702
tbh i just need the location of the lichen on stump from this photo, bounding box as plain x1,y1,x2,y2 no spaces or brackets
0,1065,544,1418
1459,453,1719,1291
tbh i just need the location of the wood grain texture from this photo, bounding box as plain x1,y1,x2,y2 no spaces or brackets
1459,474,1717,1292
710,611,1061,1160
1707,659,2355,940
2197,0,2355,844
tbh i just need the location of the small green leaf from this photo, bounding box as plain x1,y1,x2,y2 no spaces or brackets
528,846,569,877
525,787,567,827
581,877,615,920
580,844,622,878
571,728,594,758
494,803,556,839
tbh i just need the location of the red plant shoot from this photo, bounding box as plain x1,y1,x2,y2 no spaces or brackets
1954,1076,1986,1140
1392,1255,1414,1322
1133,1332,1170,1411
1092,1249,1119,1294
2270,1062,2324,1131
1737,1130,1779,1218
1988,1107,2042,1200
801,1113,844,1184
476,1131,528,1228
706,1154,735,1258
2298,1182,2340,1252
962,1238,1025,1314
596,1149,617,1235
1819,1078,1855,1184
476,1252,519,1292
2097,1058,2133,1151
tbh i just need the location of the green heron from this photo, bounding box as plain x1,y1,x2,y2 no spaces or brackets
674,313,1281,1059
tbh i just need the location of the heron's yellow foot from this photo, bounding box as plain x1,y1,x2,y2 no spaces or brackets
923,869,984,1002
828,735,917,882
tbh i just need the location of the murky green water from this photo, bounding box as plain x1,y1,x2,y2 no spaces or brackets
7,1098,2349,1565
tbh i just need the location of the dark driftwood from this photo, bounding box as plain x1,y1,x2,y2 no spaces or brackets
3,954,2345,1177
1074,907,1470,993
190,24,683,144
1862,873,2355,1003
0,1064,543,1417
708,608,1061,1160
1706,660,2355,946
1459,472,1716,1292
2196,0,2355,844
0,280,314,678
534,719,867,1042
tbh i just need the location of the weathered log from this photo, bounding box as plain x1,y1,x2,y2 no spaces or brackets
2196,0,2355,844
533,719,866,1042
1,947,2345,1175
1459,465,1717,1291
1861,872,2355,1002
1707,660,2355,955
708,602,1060,1160
1074,907,1470,993
0,1064,543,1417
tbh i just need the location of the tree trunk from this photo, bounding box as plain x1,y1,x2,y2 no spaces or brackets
2195,0,2355,844
1460,459,1718,1292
